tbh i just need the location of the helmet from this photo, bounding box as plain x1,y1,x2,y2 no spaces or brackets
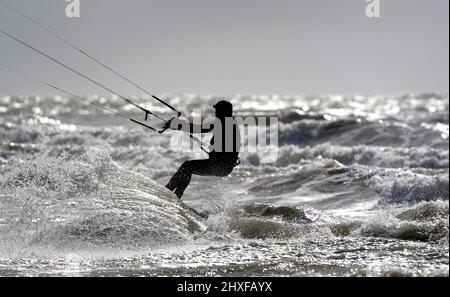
213,100,233,116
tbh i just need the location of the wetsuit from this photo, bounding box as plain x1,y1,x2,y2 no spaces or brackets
166,117,241,198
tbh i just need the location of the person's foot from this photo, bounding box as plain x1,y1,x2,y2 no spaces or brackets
174,190,183,199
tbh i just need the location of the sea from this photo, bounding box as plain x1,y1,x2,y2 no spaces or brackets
0,93,448,276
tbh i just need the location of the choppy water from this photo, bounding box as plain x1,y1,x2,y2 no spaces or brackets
0,93,448,276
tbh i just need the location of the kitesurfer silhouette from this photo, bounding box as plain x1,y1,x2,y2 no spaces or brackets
165,100,241,198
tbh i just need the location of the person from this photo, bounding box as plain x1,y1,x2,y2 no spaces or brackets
164,100,241,198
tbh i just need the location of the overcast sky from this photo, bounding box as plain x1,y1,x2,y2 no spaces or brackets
0,0,448,96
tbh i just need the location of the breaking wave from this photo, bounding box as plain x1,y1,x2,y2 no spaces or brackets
0,148,205,256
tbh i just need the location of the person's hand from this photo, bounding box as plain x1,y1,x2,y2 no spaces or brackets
163,118,182,130
162,119,173,130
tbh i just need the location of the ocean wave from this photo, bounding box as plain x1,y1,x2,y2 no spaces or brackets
0,148,205,256
246,144,449,169
234,159,448,209
370,170,449,203
278,119,448,149
202,200,448,242
203,203,341,240
357,201,449,242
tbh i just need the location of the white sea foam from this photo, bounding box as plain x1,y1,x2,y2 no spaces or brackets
0,93,447,276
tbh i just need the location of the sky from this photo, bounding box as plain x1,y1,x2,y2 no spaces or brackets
0,0,448,96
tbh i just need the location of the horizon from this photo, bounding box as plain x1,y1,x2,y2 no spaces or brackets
1,91,449,99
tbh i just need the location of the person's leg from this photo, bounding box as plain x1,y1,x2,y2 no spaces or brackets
166,158,236,198
166,161,193,191
174,159,221,198
166,159,213,198
174,159,236,197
